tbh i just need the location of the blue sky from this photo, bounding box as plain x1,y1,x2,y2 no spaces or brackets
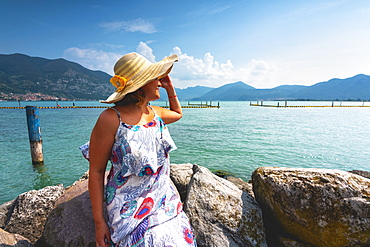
1,0,370,89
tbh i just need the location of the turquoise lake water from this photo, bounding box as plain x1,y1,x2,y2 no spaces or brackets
1,101,369,204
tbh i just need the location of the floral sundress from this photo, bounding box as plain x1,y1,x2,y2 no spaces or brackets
80,106,196,246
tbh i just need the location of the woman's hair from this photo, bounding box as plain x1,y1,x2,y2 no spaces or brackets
114,89,146,106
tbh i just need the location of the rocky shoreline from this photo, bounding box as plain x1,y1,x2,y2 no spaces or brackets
0,165,369,247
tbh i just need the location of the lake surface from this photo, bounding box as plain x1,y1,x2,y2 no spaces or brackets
1,100,369,204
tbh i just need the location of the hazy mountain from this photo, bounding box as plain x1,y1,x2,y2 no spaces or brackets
289,74,370,100
272,85,307,93
176,86,214,100
192,81,255,101
192,75,370,101
159,85,213,101
192,81,307,101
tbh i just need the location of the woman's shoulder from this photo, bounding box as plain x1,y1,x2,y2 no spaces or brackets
151,105,162,110
96,108,121,126
150,105,164,116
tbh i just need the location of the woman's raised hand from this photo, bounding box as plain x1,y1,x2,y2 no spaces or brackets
159,75,174,90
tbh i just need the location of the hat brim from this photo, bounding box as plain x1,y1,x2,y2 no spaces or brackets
100,54,178,103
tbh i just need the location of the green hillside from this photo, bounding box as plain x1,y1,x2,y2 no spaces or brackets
0,53,113,100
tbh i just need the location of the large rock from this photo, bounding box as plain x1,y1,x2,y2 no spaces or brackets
170,163,194,202
0,199,15,229
36,178,102,247
226,176,255,198
0,228,33,247
184,165,267,247
252,167,370,247
4,185,65,244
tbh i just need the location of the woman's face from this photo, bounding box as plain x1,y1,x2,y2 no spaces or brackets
141,79,162,101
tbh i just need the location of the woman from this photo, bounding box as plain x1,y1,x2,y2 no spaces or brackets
80,52,196,246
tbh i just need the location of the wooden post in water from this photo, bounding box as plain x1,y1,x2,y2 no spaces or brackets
26,106,44,165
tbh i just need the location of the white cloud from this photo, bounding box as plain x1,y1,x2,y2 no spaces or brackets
187,2,231,18
136,42,156,63
99,18,157,34
169,47,233,88
62,42,161,75
63,44,281,89
169,47,278,89
95,42,125,50
282,0,348,23
203,4,231,16
236,60,278,87
63,47,121,75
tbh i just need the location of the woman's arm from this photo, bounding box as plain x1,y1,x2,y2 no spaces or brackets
156,75,183,124
88,109,118,247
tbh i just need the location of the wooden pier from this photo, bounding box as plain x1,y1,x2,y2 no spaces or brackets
250,101,370,108
163,101,220,109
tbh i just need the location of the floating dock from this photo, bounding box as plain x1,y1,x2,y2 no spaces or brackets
163,101,220,109
250,101,370,108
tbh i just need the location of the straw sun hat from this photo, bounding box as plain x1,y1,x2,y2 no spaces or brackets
101,52,178,103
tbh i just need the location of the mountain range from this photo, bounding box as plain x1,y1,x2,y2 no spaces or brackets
1,53,370,101
161,75,370,101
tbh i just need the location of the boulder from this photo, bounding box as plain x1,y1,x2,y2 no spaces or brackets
170,163,194,202
170,163,255,199
36,178,103,247
4,185,65,244
0,199,15,229
252,167,370,247
0,228,33,247
184,165,267,247
226,176,255,198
